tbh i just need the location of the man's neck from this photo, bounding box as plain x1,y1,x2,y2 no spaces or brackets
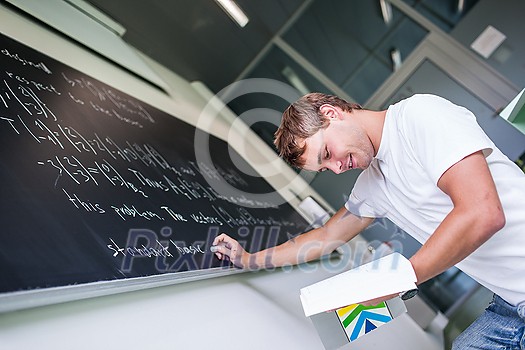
351,109,387,156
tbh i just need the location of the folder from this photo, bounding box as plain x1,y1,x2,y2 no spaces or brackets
300,253,416,348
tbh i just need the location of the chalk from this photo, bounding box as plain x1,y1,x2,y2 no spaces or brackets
210,246,220,253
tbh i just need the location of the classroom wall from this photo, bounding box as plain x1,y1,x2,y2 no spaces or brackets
0,4,366,350
451,0,525,89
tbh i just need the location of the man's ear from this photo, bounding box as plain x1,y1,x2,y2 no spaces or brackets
319,104,340,119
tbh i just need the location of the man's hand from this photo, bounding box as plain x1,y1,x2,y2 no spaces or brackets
211,208,373,271
212,233,249,268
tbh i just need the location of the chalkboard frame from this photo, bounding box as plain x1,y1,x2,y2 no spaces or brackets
0,266,244,313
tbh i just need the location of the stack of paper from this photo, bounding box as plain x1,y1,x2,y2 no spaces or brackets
300,253,417,317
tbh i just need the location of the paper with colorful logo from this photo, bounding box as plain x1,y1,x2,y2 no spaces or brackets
336,302,393,342
299,253,416,317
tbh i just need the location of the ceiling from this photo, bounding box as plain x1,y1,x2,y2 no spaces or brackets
86,0,306,94
80,0,481,148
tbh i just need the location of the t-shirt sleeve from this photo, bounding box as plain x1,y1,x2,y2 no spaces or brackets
400,95,494,185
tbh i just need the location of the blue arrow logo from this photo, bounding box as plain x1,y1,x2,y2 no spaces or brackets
350,310,392,341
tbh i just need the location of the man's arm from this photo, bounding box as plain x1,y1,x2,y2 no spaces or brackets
409,150,505,284
212,207,374,269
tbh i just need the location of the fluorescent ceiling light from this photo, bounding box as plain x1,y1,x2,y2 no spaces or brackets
379,0,393,24
214,0,249,27
457,0,465,13
390,48,402,71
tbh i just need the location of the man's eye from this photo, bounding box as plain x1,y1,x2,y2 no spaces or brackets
325,149,330,159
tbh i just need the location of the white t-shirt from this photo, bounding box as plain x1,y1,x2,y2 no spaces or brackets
345,94,525,306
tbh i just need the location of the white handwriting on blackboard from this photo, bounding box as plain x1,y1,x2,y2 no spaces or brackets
190,211,223,226
111,203,164,221
63,188,105,213
61,72,155,126
2,79,58,120
160,206,188,222
0,59,299,265
128,168,170,191
211,205,283,228
1,48,52,74
5,71,60,95
0,83,276,207
90,101,143,128
107,238,206,258
103,87,154,124
67,91,84,105
171,242,205,255
37,155,149,198
107,238,172,258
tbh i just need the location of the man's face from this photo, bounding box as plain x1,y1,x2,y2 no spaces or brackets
299,110,375,174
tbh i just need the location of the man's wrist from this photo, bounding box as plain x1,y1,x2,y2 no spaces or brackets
241,252,257,270
399,289,418,301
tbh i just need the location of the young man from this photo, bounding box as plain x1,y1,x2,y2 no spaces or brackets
213,93,525,349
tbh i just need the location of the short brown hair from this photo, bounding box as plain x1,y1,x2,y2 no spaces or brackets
274,93,362,168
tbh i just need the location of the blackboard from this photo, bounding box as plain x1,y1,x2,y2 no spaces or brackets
0,32,309,311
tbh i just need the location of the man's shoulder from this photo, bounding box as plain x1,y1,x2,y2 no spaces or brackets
389,94,457,127
392,94,449,110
